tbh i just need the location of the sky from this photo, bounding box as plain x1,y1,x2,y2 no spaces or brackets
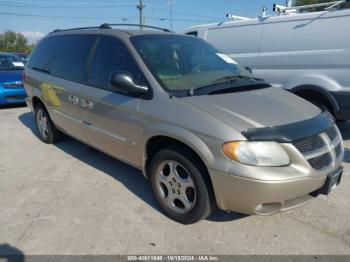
0,0,287,43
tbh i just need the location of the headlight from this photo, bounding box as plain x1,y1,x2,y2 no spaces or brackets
222,141,290,167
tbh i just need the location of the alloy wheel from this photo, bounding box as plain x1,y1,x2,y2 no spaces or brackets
155,160,197,214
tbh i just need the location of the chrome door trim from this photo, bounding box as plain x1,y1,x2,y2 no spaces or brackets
54,108,129,144
53,109,81,124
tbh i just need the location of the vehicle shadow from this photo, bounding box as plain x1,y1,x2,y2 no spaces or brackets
206,209,247,222
0,103,26,110
18,112,245,223
0,243,25,262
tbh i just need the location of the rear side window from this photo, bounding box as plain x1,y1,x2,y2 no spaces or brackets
28,34,95,83
88,36,144,91
51,35,94,83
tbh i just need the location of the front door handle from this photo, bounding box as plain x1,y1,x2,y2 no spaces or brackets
80,99,94,110
68,94,79,104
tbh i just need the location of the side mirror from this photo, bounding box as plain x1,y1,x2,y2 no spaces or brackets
245,66,253,74
110,73,149,95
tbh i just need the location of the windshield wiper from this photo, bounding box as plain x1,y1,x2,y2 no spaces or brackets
188,75,263,96
209,75,254,85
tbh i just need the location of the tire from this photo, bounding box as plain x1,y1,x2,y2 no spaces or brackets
35,103,62,144
149,146,214,224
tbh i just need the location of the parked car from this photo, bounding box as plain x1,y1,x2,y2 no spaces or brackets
13,52,29,64
24,24,344,224
184,8,350,121
0,52,26,105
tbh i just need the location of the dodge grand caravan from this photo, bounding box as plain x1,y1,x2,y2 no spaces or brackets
24,24,344,224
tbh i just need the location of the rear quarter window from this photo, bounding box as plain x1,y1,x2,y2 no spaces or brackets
27,37,57,72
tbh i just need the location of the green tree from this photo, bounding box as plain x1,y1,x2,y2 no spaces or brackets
0,30,29,53
26,43,36,54
295,0,350,10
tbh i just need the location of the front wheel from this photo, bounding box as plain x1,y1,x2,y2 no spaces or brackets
149,146,214,224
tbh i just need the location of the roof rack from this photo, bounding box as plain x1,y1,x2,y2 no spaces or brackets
51,23,171,33
273,0,349,15
101,23,171,32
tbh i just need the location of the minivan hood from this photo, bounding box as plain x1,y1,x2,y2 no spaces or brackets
181,87,321,132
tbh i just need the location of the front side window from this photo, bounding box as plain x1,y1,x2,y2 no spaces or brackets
88,36,144,91
131,35,251,93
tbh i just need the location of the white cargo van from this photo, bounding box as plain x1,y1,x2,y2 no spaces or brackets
184,3,350,121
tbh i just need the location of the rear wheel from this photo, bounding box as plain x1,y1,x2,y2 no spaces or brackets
35,104,62,144
149,146,214,224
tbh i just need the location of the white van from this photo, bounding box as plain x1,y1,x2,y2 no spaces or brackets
184,6,350,121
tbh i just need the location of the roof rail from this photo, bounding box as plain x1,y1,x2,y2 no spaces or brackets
51,23,171,34
102,23,171,32
51,25,105,33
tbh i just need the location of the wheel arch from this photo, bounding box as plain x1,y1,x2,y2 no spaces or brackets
291,85,339,114
141,126,216,178
31,96,46,111
145,136,206,176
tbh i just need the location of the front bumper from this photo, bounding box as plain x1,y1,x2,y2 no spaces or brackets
330,91,350,120
208,166,342,215
0,87,26,105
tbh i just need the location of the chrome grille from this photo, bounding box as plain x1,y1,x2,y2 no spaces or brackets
293,135,324,154
292,125,343,171
335,144,342,159
308,153,332,170
326,126,337,141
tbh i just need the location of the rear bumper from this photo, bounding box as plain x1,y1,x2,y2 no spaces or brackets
208,168,341,215
0,87,26,105
331,91,350,120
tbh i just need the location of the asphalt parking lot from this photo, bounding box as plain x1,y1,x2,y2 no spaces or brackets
0,106,350,255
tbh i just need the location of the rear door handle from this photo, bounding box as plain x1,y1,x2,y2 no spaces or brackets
80,99,94,110
68,94,79,104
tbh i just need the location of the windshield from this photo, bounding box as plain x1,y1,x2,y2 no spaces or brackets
0,54,25,70
131,35,251,93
